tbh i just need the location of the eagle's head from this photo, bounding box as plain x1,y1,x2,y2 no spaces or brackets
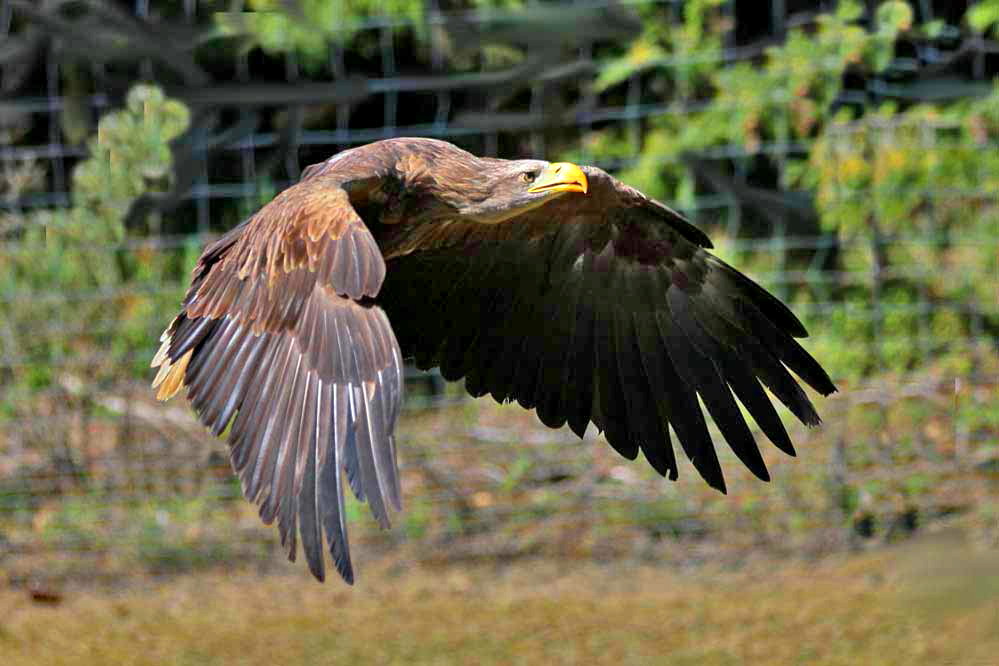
445,158,589,225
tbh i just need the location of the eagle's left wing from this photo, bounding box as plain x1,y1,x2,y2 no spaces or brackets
377,167,836,492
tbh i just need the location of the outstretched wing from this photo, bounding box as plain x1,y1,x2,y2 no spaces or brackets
378,167,836,492
152,172,403,584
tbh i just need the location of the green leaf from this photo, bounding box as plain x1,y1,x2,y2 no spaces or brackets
876,1,914,34
594,39,667,92
923,19,946,38
968,0,999,36
836,0,864,22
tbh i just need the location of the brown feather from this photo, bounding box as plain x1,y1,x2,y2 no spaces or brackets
153,349,191,401
151,137,833,585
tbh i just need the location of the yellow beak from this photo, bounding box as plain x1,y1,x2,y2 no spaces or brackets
527,162,588,195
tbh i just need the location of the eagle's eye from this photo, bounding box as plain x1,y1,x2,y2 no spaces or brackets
520,171,538,184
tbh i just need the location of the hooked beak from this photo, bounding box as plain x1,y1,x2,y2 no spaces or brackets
527,162,588,195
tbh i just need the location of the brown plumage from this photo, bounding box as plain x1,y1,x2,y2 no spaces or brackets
152,137,837,583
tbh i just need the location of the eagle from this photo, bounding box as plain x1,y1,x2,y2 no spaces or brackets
151,137,836,583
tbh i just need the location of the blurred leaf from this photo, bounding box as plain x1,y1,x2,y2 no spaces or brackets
1,84,192,429
923,19,946,39
593,38,667,92
967,0,999,37
876,1,915,34
836,0,865,22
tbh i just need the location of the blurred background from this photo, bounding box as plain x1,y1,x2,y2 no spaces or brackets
1,1,997,664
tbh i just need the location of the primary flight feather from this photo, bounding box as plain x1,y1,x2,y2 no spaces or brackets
152,137,837,583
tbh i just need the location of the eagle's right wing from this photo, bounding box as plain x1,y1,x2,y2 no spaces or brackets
153,172,402,584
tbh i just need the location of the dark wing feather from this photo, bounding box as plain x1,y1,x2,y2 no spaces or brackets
378,166,835,490
152,172,403,584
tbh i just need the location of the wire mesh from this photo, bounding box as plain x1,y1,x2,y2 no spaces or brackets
0,0,996,586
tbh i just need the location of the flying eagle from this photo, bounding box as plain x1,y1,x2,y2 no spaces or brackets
152,138,836,583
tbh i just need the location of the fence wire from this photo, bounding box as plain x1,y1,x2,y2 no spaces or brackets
0,0,996,586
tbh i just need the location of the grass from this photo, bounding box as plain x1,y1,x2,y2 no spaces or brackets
2,529,996,665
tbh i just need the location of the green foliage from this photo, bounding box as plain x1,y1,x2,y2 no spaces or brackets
215,0,424,67
593,0,727,94
968,0,999,38
214,0,524,69
0,85,193,423
797,94,999,379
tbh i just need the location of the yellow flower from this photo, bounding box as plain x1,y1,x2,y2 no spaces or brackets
839,155,867,180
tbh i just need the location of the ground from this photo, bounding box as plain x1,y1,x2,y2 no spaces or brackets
2,528,995,665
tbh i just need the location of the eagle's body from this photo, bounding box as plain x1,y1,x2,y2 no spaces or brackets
153,138,836,583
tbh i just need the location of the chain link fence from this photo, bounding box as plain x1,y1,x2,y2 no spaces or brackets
1,0,996,587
